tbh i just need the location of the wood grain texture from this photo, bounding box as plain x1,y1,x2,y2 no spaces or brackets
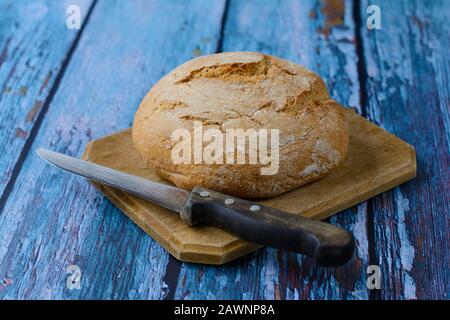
0,0,93,198
0,0,226,299
359,0,449,299
174,0,373,300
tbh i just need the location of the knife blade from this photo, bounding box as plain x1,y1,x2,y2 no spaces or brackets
37,148,189,213
37,148,355,267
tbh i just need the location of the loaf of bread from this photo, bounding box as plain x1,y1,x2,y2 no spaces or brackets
132,52,348,198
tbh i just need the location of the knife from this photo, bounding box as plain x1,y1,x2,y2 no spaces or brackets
36,148,355,267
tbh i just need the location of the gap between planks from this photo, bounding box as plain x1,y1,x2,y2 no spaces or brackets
352,0,381,301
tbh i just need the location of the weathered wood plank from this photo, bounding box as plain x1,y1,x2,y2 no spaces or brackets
0,0,226,299
359,0,449,299
0,0,93,199
174,0,371,300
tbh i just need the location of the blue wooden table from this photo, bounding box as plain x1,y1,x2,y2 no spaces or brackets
0,0,448,300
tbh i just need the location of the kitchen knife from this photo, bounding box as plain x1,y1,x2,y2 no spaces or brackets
37,148,355,267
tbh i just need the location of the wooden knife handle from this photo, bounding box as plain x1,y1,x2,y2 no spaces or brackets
180,186,355,267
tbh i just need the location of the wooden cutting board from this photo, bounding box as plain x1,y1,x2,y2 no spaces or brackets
82,108,416,264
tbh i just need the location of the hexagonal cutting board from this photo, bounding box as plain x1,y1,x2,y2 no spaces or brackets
81,108,416,264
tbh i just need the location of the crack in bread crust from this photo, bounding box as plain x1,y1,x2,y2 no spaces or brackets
175,55,298,84
175,55,270,83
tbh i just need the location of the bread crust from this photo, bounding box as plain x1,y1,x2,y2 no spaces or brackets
132,52,348,198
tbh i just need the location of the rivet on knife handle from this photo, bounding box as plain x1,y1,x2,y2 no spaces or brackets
181,186,356,267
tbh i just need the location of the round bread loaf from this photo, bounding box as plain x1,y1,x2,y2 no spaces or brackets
132,52,348,198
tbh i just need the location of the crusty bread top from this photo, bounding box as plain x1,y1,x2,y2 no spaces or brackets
133,52,348,198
